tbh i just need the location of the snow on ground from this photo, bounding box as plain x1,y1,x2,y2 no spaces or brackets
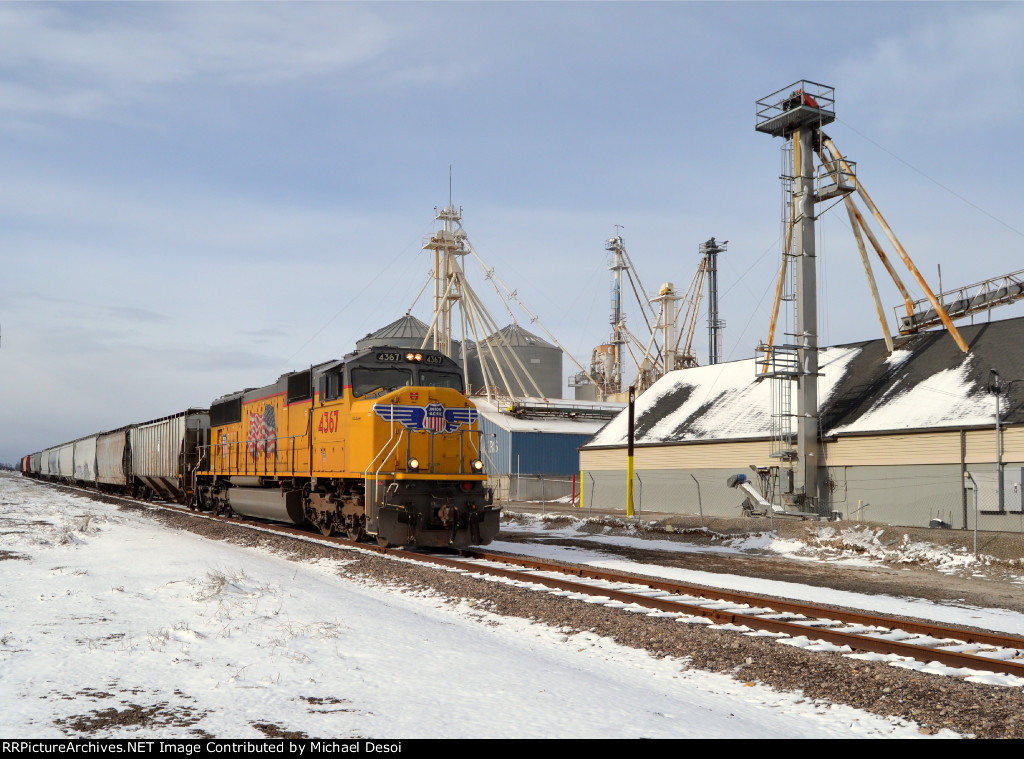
506,511,1020,583
496,512,1024,687
725,523,999,576
0,474,957,739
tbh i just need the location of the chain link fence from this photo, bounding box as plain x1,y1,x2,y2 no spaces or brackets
580,463,1024,532
491,474,578,512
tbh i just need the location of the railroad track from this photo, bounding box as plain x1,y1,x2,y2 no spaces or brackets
41,480,1024,680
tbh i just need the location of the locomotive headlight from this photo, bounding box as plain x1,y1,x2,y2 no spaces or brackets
471,459,484,472
408,457,420,471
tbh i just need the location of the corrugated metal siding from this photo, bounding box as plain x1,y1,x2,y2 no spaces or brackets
636,440,771,469
478,415,511,474
477,416,588,475
1003,428,1024,461
584,427,1024,471
966,427,1024,463
823,432,961,466
510,432,589,475
582,440,771,471
73,437,98,482
965,429,992,464
581,449,626,470
97,431,129,486
131,415,186,478
58,444,74,478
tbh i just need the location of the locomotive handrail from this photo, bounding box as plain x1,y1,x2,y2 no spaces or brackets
200,432,309,476
365,409,405,520
400,426,484,475
458,428,484,474
479,432,498,476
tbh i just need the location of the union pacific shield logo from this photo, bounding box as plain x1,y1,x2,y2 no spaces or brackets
424,403,445,433
373,402,478,434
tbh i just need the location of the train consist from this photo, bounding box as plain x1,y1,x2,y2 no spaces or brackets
21,346,500,548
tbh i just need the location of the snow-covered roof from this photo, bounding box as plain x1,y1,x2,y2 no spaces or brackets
585,316,1024,449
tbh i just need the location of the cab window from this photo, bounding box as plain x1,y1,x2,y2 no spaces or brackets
351,368,413,399
418,370,464,393
319,372,343,402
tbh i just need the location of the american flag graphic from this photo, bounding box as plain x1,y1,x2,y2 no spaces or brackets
248,411,264,460
248,404,278,460
263,405,276,455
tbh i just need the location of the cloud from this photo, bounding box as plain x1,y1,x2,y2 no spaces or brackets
0,4,408,121
837,4,1024,133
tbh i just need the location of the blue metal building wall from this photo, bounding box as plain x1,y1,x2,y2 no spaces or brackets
478,415,512,474
476,415,590,476
509,432,591,476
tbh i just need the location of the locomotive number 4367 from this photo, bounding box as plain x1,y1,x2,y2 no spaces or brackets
317,410,340,433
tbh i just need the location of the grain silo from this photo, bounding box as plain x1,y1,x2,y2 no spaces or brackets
465,324,563,400
356,314,461,364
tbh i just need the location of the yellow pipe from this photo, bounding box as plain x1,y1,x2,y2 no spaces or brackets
849,199,914,314
844,197,894,353
761,132,798,372
763,205,794,373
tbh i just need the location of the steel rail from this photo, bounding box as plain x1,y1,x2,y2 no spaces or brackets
33,481,1024,678
450,548,1024,676
459,548,1023,648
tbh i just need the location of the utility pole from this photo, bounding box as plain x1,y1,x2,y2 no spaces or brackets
992,368,1004,512
626,385,635,517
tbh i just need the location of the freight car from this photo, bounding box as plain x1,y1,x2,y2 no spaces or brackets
23,345,499,549
26,409,209,498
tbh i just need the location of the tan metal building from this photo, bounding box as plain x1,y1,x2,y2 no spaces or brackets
580,316,1024,531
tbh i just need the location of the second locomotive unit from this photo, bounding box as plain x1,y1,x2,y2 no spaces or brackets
195,346,499,548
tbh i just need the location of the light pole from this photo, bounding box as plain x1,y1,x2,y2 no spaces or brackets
991,369,1004,513
626,385,635,518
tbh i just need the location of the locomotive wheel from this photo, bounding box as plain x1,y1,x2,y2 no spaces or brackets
347,526,364,542
319,518,334,538
376,535,390,548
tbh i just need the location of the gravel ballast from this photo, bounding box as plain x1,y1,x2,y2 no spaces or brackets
112,498,1024,740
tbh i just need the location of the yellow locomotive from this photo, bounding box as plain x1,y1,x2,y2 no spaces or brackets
195,345,499,548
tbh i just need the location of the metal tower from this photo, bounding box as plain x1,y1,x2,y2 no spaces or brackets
604,234,629,396
701,238,727,365
650,282,682,375
755,81,836,510
422,204,467,363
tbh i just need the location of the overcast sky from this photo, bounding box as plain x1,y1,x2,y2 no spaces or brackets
4,1,1024,463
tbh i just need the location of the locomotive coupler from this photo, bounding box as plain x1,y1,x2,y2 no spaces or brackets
437,501,459,529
